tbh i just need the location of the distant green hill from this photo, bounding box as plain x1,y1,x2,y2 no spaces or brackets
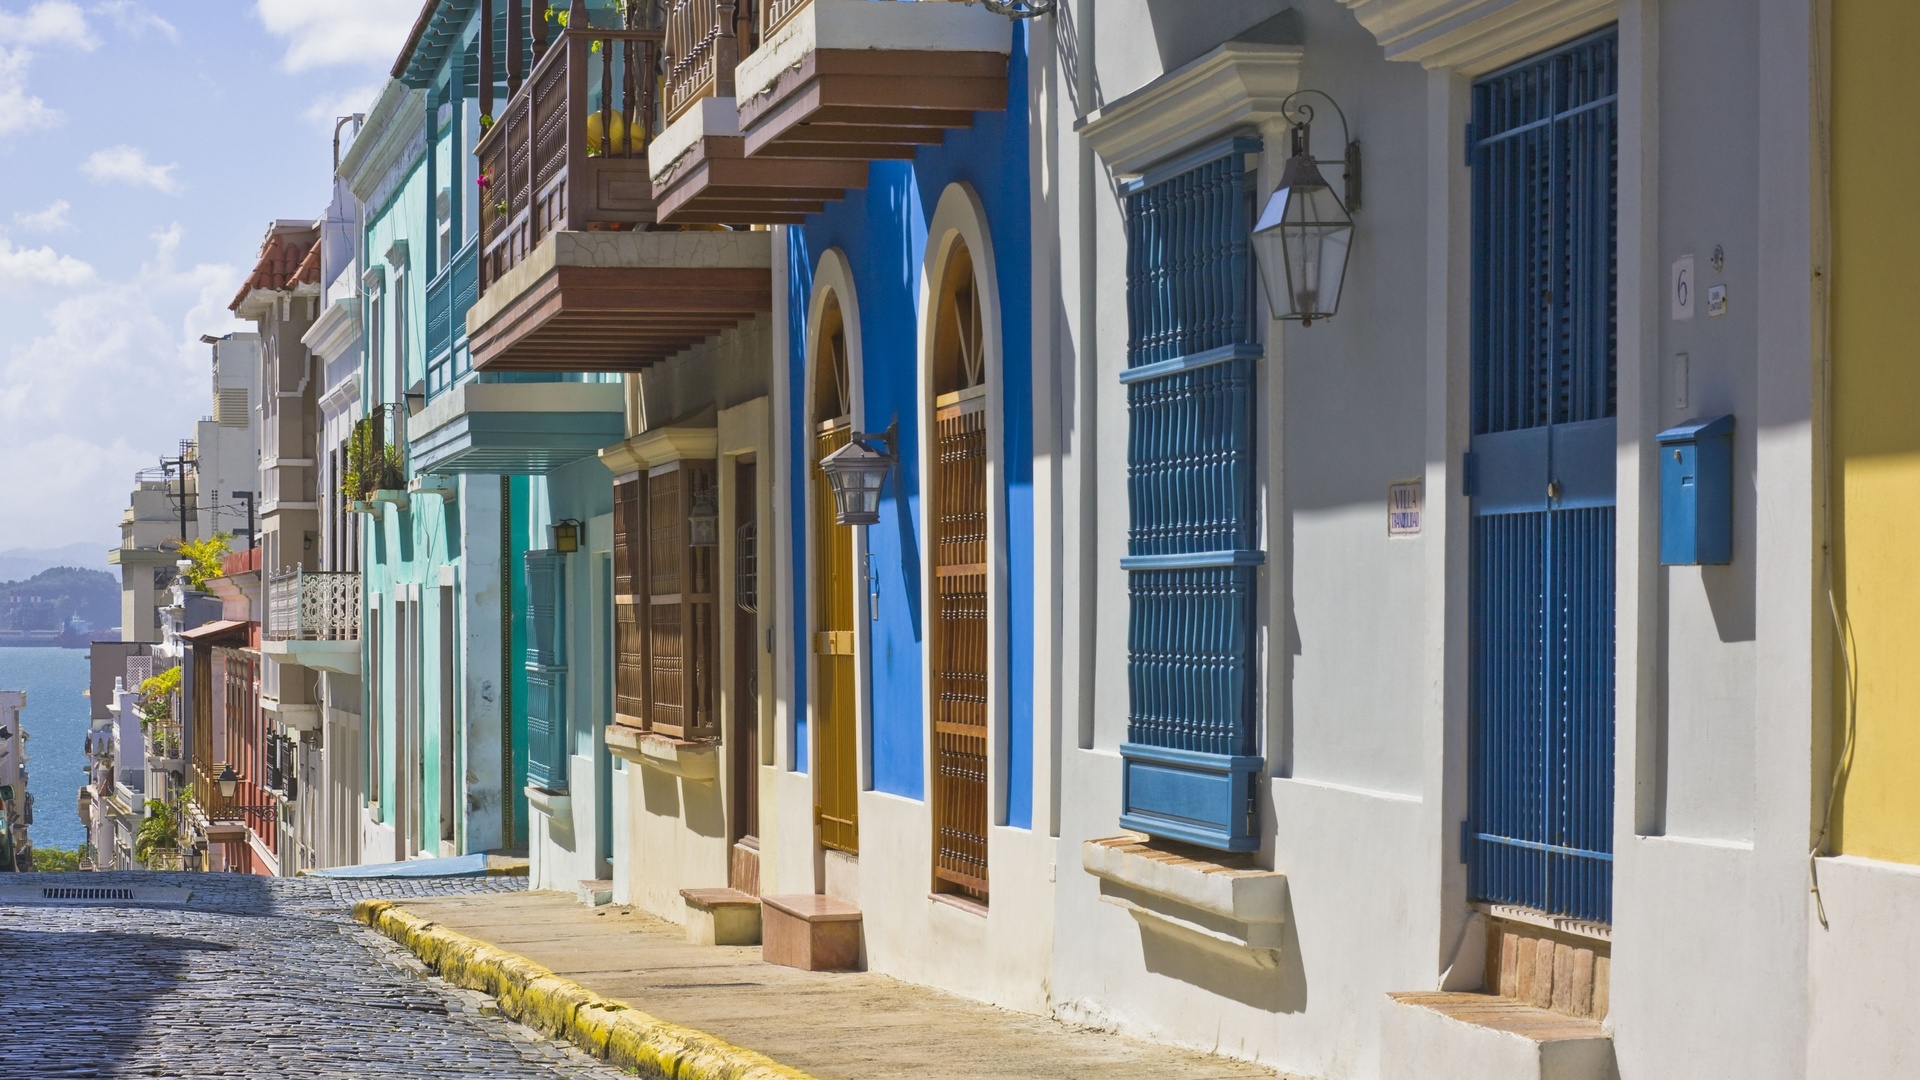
0,567,119,635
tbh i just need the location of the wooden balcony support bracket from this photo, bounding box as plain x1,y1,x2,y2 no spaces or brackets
734,0,1012,162
467,230,773,373
649,89,867,226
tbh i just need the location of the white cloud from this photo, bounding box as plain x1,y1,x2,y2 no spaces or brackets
90,0,174,41
13,198,71,232
81,143,180,194
0,46,60,135
303,82,380,130
0,236,94,286
252,0,414,72
0,1,98,49
0,225,244,547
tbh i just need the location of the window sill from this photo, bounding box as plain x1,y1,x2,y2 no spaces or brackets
1082,832,1288,968
928,891,988,918
523,785,572,820
604,723,718,783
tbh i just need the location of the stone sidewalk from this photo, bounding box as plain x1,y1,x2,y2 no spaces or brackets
371,889,1284,1079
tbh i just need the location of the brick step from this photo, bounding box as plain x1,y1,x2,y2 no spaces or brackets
760,893,862,972
679,887,763,946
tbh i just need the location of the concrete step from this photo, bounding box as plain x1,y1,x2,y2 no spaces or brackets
760,893,862,972
1380,991,1615,1080
576,878,612,907
681,887,763,946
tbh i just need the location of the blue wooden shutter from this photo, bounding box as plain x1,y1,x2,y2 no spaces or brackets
1467,28,1618,924
1117,135,1265,853
524,550,568,793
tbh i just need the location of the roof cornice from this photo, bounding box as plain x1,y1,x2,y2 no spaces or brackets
340,80,426,203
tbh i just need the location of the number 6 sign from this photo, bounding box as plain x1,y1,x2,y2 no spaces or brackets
1672,254,1695,321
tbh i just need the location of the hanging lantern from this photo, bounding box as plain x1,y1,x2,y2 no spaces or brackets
1252,99,1358,326
216,763,240,800
687,485,719,547
820,425,896,527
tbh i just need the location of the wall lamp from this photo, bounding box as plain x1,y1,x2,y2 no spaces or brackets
1253,90,1360,326
820,422,897,527
551,518,584,554
981,0,1054,17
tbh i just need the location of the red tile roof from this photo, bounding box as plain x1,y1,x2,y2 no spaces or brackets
288,239,321,289
229,227,319,311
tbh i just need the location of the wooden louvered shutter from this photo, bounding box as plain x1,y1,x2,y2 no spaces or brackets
648,459,719,741
932,388,989,901
613,477,649,728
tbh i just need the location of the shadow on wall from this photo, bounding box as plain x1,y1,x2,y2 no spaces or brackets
1145,0,1296,72
1115,882,1308,1014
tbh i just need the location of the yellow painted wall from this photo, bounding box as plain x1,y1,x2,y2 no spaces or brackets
1828,0,1920,862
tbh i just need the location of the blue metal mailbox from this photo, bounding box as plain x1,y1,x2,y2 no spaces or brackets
1657,414,1734,566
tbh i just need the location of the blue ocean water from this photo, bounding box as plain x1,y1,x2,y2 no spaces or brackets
0,646,91,851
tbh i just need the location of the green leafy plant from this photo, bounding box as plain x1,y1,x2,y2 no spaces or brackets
479,114,495,131
134,798,183,867
30,845,80,871
137,665,180,731
174,533,232,589
341,418,406,499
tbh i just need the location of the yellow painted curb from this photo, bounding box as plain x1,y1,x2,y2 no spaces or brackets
355,899,813,1080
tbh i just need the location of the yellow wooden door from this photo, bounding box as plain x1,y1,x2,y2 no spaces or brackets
812,421,859,853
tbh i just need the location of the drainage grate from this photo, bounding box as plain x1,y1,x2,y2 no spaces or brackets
42,887,136,901
0,885,193,907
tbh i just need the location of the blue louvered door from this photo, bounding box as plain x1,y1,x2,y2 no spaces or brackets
1117,136,1265,852
524,550,569,793
1467,29,1618,924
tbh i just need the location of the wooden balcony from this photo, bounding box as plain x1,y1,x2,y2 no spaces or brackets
649,0,871,225
734,0,1011,163
468,10,774,372
474,22,663,293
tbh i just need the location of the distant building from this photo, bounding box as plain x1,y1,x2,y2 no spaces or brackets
0,690,31,870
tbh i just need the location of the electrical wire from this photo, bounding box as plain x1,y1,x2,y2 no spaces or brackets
1808,0,1851,932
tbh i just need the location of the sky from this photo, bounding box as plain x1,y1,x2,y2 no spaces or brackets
0,0,418,557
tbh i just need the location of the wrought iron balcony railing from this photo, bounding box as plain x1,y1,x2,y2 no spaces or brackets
267,569,361,642
475,19,665,293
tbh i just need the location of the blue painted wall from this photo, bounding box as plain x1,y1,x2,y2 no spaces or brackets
785,27,1033,826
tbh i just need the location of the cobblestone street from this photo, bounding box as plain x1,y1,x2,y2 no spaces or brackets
0,873,633,1079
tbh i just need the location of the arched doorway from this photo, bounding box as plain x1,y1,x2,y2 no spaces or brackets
810,292,859,855
928,240,989,903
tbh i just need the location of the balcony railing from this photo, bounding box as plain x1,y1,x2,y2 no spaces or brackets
476,22,665,293
665,0,750,122
426,240,480,397
146,718,183,762
267,570,361,642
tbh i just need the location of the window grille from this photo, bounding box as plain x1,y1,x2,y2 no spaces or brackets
524,550,569,792
1117,135,1265,853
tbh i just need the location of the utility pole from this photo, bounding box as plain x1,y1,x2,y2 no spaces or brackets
159,453,193,547
234,491,256,550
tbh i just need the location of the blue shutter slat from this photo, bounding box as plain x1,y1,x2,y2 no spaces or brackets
1118,136,1265,852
